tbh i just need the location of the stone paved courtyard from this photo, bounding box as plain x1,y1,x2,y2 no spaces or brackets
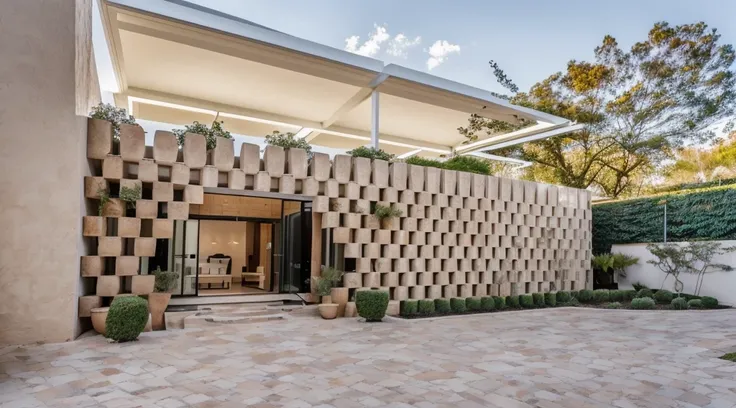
3,308,736,408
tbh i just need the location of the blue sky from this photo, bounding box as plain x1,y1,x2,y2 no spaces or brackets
183,0,736,95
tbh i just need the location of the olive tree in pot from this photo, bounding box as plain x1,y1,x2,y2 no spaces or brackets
314,267,343,319
148,267,179,330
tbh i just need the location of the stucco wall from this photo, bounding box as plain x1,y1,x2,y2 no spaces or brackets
614,241,736,306
0,0,94,344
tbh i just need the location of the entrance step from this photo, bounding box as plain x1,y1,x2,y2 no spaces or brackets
181,302,304,329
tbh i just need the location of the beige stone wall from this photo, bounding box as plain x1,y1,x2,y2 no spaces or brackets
0,0,96,344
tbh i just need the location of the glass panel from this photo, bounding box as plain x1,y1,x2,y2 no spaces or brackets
171,220,185,295
280,201,312,293
183,220,199,295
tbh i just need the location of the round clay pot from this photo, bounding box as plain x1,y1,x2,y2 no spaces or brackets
321,295,332,304
90,307,109,336
318,303,339,319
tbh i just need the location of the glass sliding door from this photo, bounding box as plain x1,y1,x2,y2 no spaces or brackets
171,219,199,296
280,201,312,293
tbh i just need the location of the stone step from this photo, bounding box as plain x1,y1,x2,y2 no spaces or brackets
182,302,303,328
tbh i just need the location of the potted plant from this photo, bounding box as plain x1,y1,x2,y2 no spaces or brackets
173,120,232,151
148,267,178,330
314,267,343,319
373,204,403,229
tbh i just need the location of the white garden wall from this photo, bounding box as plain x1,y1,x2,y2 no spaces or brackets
614,240,736,306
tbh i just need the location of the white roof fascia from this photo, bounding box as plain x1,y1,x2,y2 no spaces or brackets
467,152,532,168
483,123,586,152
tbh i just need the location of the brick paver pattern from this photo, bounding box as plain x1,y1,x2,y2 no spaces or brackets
2,308,736,408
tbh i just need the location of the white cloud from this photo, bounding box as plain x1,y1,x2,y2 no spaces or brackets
387,34,422,58
344,24,390,57
426,40,461,70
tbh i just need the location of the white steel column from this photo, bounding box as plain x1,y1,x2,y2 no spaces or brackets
370,90,379,148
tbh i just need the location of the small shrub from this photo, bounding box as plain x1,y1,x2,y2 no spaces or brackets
314,267,343,297
173,120,232,151
622,290,638,301
506,295,520,308
119,184,141,209
671,297,689,310
153,267,178,293
577,289,594,303
653,289,674,304
480,296,495,311
347,146,394,161
609,290,624,302
405,156,444,169
569,290,579,300
355,290,389,322
544,293,557,307
105,296,148,342
605,302,622,309
630,297,656,310
701,296,719,309
265,130,313,156
493,296,506,310
520,295,534,309
636,288,654,298
89,102,136,140
417,299,435,315
632,282,647,291
556,291,571,304
434,299,451,314
466,297,481,311
688,299,703,309
374,204,403,226
400,300,418,317
450,298,467,313
532,293,545,308
593,289,610,304
442,155,491,175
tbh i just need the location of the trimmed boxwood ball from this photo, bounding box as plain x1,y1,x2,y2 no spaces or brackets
631,297,656,310
494,296,506,310
450,298,467,313
480,296,495,311
636,288,653,298
532,293,545,308
466,297,481,311
506,295,520,308
544,292,557,307
653,289,674,304
622,290,638,301
434,299,451,314
520,294,534,309
701,296,719,309
556,291,571,304
577,289,594,303
593,289,610,303
400,300,418,317
356,289,389,322
671,297,689,310
105,296,148,342
609,290,624,302
417,299,435,315
688,299,703,309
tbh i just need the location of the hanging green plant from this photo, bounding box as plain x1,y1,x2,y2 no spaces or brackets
264,131,313,156
173,120,232,151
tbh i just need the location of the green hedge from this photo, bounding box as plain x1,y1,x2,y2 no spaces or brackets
356,290,389,322
434,299,451,314
480,297,495,311
105,296,148,342
450,298,467,313
418,300,435,315
592,186,736,254
400,300,418,316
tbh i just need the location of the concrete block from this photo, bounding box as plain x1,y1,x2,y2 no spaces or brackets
115,256,139,276
409,287,425,300
83,216,106,237
352,157,371,186
363,273,380,288
152,219,174,238
167,202,189,220
98,237,123,256
96,276,122,297
313,196,329,213
240,142,261,175
183,133,207,169
138,159,158,182
344,243,361,258
344,273,362,288
102,155,123,180
152,182,174,202
254,172,271,192
441,169,457,195
343,182,360,200
500,178,512,201
309,152,330,181
389,162,407,190
184,185,204,204
472,173,486,198
79,296,102,318
134,238,156,257
84,176,108,199
279,175,295,194
457,171,471,197
353,200,371,215
372,159,389,188
381,187,398,202
87,118,113,160
119,124,145,162
201,166,219,188
136,200,158,219
171,163,190,185
395,287,409,301
425,167,441,194
153,130,178,164
321,212,340,228
263,145,285,177
344,213,361,228
81,256,104,277
286,148,308,179
333,155,352,183
228,169,246,189
408,164,425,192
101,198,125,218
118,217,141,237
324,179,339,198
210,137,234,171
131,275,156,295
301,177,320,196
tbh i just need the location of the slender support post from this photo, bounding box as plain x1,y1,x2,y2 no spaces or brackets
370,90,379,149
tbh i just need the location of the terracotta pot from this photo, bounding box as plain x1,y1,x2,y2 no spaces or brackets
321,295,332,304
318,303,339,319
148,293,171,330
345,302,357,318
330,287,349,317
90,307,109,336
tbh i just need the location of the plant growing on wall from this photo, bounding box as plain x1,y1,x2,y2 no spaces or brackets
647,242,735,296
119,184,142,209
592,253,639,279
373,204,402,227
97,188,110,216
404,156,445,169
347,146,394,161
264,130,313,156
153,267,179,293
442,155,492,175
173,120,232,151
89,103,137,141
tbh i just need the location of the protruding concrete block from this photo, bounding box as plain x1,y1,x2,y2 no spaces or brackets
81,256,105,277
167,202,189,220
101,198,125,218
118,217,141,237
84,177,108,199
134,238,156,256
171,163,190,185
87,118,113,160
153,130,178,164
279,174,295,194
119,124,145,162
228,169,245,189
79,295,102,318
425,167,441,194
500,178,512,201
131,275,156,295
138,159,158,182
310,152,330,181
487,176,499,199
200,166,219,188
83,216,106,237
98,237,123,256
263,145,285,177
389,162,408,190
254,172,271,192
152,182,174,202
302,177,320,196
333,155,351,183
102,155,123,180
184,185,204,204
152,219,174,238
136,200,158,219
287,148,308,179
472,173,486,198
372,159,389,188
97,276,122,297
352,157,371,186
457,171,471,197
239,142,260,175
408,164,425,192
441,169,457,195
209,136,234,171
183,133,207,169
115,256,139,276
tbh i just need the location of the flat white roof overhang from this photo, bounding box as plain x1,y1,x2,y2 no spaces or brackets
100,0,580,159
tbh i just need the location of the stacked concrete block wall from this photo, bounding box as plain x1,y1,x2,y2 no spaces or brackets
82,119,592,319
